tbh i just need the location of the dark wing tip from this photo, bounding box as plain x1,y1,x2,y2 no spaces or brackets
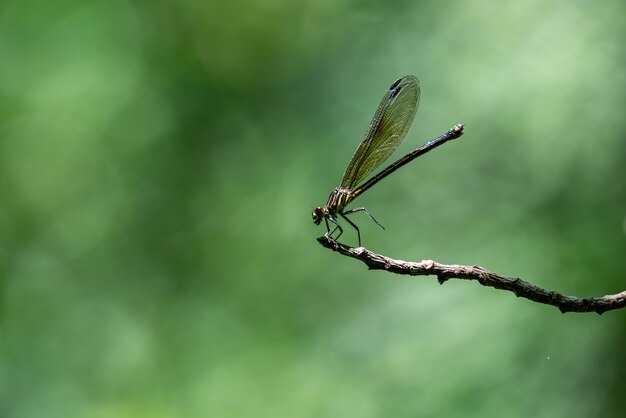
389,77,403,91
389,75,419,99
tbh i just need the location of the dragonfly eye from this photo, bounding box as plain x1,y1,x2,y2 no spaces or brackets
312,207,324,225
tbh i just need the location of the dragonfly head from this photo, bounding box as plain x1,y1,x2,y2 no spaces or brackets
312,206,326,225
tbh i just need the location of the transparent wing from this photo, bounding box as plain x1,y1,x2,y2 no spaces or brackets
341,75,420,189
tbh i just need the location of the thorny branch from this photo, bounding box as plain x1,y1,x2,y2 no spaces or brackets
317,236,626,314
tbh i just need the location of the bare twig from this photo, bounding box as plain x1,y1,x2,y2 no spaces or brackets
317,236,626,314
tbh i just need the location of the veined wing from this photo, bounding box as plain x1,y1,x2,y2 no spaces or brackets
340,75,420,189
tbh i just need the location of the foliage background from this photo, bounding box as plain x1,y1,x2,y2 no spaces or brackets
1,0,625,417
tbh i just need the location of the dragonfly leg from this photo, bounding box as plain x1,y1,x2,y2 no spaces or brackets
339,212,362,247
343,207,385,230
326,215,343,241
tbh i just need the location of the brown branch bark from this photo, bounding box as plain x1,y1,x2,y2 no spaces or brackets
317,236,626,314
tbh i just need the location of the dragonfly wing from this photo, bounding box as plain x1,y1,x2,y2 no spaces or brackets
340,75,420,189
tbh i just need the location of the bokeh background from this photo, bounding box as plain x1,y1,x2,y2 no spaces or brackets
1,0,625,417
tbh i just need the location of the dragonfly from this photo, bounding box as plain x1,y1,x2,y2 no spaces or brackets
312,75,464,246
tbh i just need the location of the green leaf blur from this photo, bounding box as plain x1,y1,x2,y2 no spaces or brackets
1,0,625,417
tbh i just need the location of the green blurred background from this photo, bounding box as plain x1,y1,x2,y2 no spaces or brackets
1,0,625,416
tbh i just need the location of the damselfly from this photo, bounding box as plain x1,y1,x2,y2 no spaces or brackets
312,75,464,245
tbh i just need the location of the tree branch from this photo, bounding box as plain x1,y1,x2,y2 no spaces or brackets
317,236,626,314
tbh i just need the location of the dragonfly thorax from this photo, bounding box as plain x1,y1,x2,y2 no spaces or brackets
326,187,354,212
312,187,355,225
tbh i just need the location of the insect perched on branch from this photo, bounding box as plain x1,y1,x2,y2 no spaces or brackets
312,75,464,246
